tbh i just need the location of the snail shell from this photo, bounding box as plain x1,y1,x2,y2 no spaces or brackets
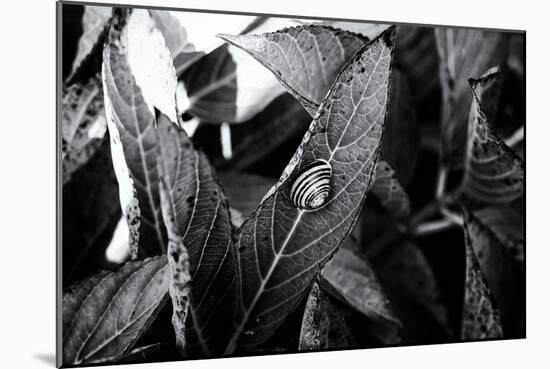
290,159,332,210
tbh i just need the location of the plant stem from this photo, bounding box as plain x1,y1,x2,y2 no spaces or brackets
504,126,524,148
412,217,458,236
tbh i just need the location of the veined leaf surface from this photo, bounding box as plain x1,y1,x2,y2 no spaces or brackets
156,116,239,356
225,27,396,351
461,69,524,205
461,210,504,340
299,282,356,350
102,8,175,257
62,256,170,365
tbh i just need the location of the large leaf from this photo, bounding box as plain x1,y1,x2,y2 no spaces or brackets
320,244,401,344
224,27,396,352
463,208,524,336
102,8,176,257
460,69,524,205
62,256,170,365
68,5,112,80
156,116,239,356
299,281,356,350
219,24,368,116
435,28,508,170
461,212,504,340
62,75,107,183
62,137,120,287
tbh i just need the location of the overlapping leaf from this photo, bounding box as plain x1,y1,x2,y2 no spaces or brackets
435,28,508,169
102,8,173,257
299,282,356,350
156,116,239,356
69,5,112,80
224,28,396,351
461,213,504,340
372,242,452,342
62,75,107,183
62,256,170,365
321,244,401,344
460,69,524,205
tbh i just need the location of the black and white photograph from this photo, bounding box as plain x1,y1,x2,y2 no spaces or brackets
58,1,525,367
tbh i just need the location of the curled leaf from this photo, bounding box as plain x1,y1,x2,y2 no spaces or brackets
461,69,524,205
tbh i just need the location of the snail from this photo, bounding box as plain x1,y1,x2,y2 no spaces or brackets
290,159,332,210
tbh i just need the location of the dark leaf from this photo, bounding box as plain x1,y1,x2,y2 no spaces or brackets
321,244,401,344
460,69,524,205
156,116,239,356
217,171,276,218
62,75,106,183
299,282,356,350
371,160,410,221
62,256,170,365
225,28,396,351
473,206,524,264
394,26,440,103
179,45,237,122
102,8,176,257
62,137,120,287
219,24,368,116
435,28,508,169
461,211,504,340
381,68,420,185
371,242,452,342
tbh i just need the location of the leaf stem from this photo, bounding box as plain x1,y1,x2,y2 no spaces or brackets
412,217,458,236
504,125,524,148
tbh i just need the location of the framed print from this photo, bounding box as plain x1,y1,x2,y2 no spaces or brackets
57,1,525,367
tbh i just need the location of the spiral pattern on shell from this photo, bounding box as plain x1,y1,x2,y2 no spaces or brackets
290,160,332,210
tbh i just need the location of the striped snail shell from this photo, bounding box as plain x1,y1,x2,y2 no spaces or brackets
290,159,332,210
